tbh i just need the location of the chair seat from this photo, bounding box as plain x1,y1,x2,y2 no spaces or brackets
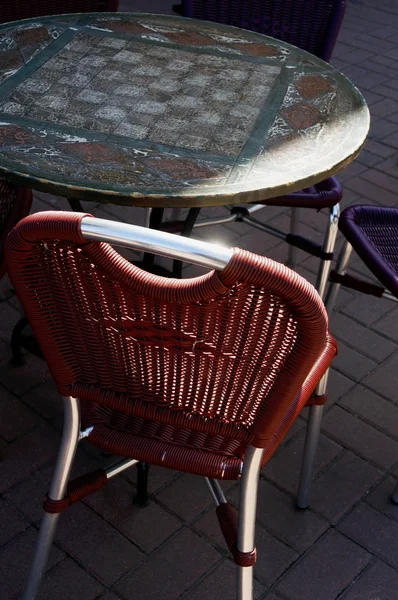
338,205,398,298
85,407,246,479
81,333,337,479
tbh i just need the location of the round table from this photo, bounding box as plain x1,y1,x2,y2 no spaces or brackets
0,12,369,208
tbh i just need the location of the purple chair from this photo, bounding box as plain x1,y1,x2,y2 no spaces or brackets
325,205,398,505
180,0,345,61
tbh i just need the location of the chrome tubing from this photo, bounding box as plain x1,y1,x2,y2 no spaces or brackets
81,216,233,271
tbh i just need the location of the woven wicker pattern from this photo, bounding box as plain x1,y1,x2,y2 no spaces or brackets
0,180,32,279
6,212,336,478
339,205,398,298
182,0,347,61
0,0,118,24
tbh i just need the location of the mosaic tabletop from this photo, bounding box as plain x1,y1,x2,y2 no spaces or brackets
0,13,370,207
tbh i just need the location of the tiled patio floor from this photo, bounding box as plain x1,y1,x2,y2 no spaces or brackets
1,0,398,598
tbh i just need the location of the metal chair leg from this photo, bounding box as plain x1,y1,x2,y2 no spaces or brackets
23,396,80,600
391,481,398,505
287,207,299,268
315,203,340,300
297,402,325,509
236,446,264,600
296,204,341,509
133,462,150,507
297,239,354,509
323,240,353,315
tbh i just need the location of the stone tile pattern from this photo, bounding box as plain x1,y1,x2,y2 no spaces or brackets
0,13,366,201
1,1,398,600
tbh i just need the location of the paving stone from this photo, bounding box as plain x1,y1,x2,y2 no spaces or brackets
362,351,398,400
122,464,182,497
4,448,100,523
0,385,43,441
339,559,398,600
55,502,143,586
0,353,51,396
338,502,398,569
0,276,14,302
0,527,64,600
326,368,357,404
344,176,398,205
332,341,377,381
322,405,398,469
365,476,398,521
115,528,220,600
363,138,397,158
361,167,398,196
156,473,233,522
233,480,329,553
0,338,11,368
4,463,56,523
181,559,265,600
39,558,104,600
339,384,398,438
234,222,286,254
369,117,398,140
0,300,21,344
355,148,383,167
0,497,29,546
373,305,398,343
84,475,182,552
310,451,382,523
254,525,299,586
0,423,59,493
382,130,398,149
330,312,396,363
338,160,367,182
341,293,394,327
193,509,298,585
263,433,342,495
20,378,63,419
276,530,371,600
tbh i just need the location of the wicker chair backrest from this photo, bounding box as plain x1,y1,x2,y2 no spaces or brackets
183,0,347,60
6,211,329,448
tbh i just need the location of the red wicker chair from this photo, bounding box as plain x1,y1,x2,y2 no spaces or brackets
6,211,337,600
0,181,32,279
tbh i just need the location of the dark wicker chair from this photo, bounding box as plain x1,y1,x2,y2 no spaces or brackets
6,211,337,600
172,0,347,510
0,181,32,280
0,0,118,23
180,0,345,61
325,205,398,505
